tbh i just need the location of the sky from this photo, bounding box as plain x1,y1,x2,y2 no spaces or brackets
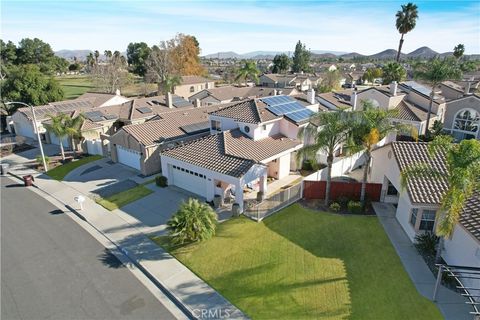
2,0,480,55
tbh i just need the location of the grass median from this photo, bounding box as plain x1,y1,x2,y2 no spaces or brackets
46,155,102,180
95,185,153,211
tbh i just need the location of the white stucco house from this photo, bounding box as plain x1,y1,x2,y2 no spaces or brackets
160,96,319,212
370,141,480,274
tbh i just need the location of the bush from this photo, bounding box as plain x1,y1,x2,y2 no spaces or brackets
167,198,218,245
155,175,168,187
302,159,314,171
414,232,438,259
329,202,341,212
36,155,51,167
347,201,362,214
337,196,350,208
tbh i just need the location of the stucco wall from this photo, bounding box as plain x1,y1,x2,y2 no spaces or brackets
443,95,480,139
175,81,215,99
357,90,392,110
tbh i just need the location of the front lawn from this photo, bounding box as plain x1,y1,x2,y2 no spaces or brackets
95,185,153,211
46,155,102,180
152,204,442,319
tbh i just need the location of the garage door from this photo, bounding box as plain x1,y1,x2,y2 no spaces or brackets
170,164,207,198
86,139,103,156
116,145,141,170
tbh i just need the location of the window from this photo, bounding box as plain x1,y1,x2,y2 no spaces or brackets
386,181,398,196
410,208,418,227
211,120,221,131
190,86,195,93
452,109,479,140
419,210,436,231
263,125,267,130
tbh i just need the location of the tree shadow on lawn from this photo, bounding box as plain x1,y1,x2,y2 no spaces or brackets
262,204,442,320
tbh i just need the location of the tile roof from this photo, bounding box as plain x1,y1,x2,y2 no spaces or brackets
180,75,212,85
393,101,430,122
317,90,353,109
209,99,280,124
459,191,480,241
19,99,97,120
76,92,121,107
223,129,302,162
391,141,449,205
162,133,255,177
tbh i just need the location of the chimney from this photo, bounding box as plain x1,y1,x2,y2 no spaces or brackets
307,88,315,105
194,98,201,108
351,91,358,110
464,82,471,95
115,88,121,96
167,92,173,109
273,89,277,96
390,81,398,96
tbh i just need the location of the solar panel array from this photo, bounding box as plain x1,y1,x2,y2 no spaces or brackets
261,95,315,124
172,95,192,108
137,107,153,114
104,114,118,120
180,121,210,134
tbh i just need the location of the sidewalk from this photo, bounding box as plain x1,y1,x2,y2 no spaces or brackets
372,202,472,320
7,161,248,319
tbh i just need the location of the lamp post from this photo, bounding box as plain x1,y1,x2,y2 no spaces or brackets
5,101,48,172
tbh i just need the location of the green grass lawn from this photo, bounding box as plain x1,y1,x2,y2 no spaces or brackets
46,155,102,180
95,185,153,211
56,75,95,99
152,204,442,320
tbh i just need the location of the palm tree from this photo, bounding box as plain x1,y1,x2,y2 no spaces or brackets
352,102,407,209
414,57,462,137
297,111,351,206
94,50,100,64
43,114,68,161
160,74,182,96
167,198,218,245
381,62,406,84
104,50,112,59
235,60,260,86
453,44,465,59
395,3,419,62
63,114,84,158
401,136,480,263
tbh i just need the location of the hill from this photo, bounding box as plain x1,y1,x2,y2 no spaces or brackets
407,46,438,58
55,49,93,61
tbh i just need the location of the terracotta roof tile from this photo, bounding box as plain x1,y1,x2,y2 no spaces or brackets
460,191,480,241
209,99,280,124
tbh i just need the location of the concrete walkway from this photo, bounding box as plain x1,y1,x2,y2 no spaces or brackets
372,202,473,320
5,155,248,320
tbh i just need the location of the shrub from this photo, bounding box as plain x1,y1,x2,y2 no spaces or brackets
36,155,51,167
337,196,350,208
302,159,314,171
329,202,341,212
347,201,362,214
414,232,438,259
167,198,218,245
155,175,168,187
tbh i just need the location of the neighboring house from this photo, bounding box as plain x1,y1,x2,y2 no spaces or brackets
108,104,223,175
442,94,480,141
174,75,215,99
317,89,354,110
369,141,480,288
259,74,320,91
188,85,299,107
344,71,365,86
440,80,480,101
160,96,318,211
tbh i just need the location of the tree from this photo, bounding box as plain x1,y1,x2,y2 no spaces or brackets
167,198,218,245
297,111,351,206
453,44,465,60
146,42,180,95
317,70,341,93
43,114,68,161
362,68,383,83
169,34,205,76
126,42,151,76
381,62,406,84
63,114,85,157
1,64,64,107
395,3,419,62
292,41,311,73
16,38,54,65
235,60,260,86
91,49,131,93
0,40,17,79
414,57,462,137
351,102,406,209
401,136,480,263
163,74,182,95
272,54,290,73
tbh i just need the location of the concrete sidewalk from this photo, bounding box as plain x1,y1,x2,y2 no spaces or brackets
372,202,472,320
6,161,247,319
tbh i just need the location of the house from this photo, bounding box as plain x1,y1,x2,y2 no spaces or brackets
440,80,479,101
259,74,320,91
369,141,480,287
442,94,480,141
317,89,354,110
108,104,224,175
188,86,299,107
160,96,318,211
174,75,215,99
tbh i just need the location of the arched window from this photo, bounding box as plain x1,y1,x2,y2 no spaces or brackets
452,108,480,140
190,86,195,93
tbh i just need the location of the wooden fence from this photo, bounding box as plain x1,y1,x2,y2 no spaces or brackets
303,180,382,201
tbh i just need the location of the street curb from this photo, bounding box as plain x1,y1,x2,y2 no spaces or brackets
6,172,196,320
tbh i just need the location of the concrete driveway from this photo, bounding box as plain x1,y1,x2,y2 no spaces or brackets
63,158,140,195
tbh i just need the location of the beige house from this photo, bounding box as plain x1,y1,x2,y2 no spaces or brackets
174,75,215,99
442,94,480,141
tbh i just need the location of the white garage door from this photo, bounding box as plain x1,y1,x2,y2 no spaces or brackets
170,164,207,198
116,145,141,170
86,139,103,155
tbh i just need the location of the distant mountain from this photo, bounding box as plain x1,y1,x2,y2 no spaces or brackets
369,49,403,60
203,50,347,59
311,52,338,59
406,46,438,58
203,51,242,59
339,52,365,59
55,49,92,61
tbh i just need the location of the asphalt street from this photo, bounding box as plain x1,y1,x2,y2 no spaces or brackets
1,176,177,320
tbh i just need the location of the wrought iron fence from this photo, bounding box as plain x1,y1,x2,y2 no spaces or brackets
243,182,302,221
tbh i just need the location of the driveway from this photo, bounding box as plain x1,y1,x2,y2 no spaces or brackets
63,158,140,195
1,143,59,168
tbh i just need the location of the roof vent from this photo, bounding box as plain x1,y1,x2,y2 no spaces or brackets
183,112,188,116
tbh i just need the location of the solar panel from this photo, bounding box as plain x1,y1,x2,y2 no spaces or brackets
267,101,305,116
180,121,210,134
89,116,104,122
85,111,103,118
285,109,315,123
172,95,192,108
104,114,117,120
136,107,152,114
261,95,295,107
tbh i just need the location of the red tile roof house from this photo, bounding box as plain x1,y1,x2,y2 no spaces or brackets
160,96,319,212
369,141,480,284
